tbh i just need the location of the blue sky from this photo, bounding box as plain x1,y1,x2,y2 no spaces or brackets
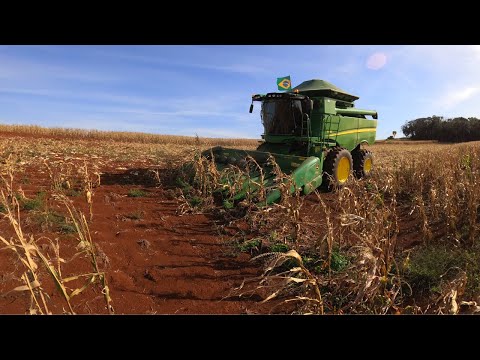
1,45,480,139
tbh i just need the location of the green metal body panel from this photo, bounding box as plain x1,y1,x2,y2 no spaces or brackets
201,79,378,204
314,106,378,152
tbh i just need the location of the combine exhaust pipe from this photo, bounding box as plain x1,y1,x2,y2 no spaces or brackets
335,108,378,119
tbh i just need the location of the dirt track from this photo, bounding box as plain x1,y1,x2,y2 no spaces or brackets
88,179,269,314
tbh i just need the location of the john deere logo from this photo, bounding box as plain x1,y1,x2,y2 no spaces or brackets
277,76,292,91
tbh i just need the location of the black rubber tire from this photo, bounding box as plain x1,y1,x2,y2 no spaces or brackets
323,147,353,188
352,149,373,178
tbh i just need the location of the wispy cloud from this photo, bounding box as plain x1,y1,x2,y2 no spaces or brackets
437,86,479,110
193,63,268,74
0,87,247,112
0,54,118,83
0,87,160,107
0,85,256,136
86,47,269,75
333,62,359,75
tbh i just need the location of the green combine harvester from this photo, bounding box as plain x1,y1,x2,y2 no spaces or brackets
202,79,378,204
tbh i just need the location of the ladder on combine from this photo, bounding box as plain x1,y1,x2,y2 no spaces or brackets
301,114,312,154
321,115,341,147
301,114,310,138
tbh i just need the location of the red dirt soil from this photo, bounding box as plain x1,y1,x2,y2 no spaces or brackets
0,169,278,314
0,133,283,314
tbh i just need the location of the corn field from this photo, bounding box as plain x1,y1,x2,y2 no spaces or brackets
1,125,480,314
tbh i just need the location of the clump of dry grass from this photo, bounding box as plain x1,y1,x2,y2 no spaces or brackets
0,157,113,314
232,249,323,314
56,193,113,314
0,190,52,314
175,150,221,214
309,178,403,314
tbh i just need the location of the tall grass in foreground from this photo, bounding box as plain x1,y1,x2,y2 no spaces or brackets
187,143,480,314
0,155,112,314
376,143,480,246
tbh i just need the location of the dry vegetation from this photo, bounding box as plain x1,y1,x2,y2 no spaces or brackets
0,124,258,147
182,140,480,314
0,125,257,314
1,124,480,314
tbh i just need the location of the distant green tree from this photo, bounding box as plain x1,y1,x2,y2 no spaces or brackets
402,115,480,143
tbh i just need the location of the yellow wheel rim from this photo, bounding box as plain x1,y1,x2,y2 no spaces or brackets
364,158,372,173
337,157,350,183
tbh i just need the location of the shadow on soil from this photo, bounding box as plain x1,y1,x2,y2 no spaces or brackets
101,168,177,187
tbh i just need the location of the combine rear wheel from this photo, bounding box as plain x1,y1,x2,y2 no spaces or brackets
323,147,353,188
352,149,373,178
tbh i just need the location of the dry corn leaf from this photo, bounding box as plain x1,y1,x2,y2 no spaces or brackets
261,289,282,303
448,289,459,315
284,249,303,264
286,277,308,284
284,296,322,304
13,280,41,292
70,276,96,298
85,190,92,204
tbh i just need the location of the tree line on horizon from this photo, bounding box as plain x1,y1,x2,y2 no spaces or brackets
401,115,480,142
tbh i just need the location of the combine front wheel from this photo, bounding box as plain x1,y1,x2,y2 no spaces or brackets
323,148,353,188
352,149,373,178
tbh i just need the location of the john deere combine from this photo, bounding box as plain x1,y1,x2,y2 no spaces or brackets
202,79,378,204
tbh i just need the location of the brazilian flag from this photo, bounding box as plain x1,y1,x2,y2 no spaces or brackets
277,76,291,91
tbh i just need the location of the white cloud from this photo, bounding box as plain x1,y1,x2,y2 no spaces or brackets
87,48,269,75
388,45,480,73
334,61,359,75
438,86,479,110
378,46,480,117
